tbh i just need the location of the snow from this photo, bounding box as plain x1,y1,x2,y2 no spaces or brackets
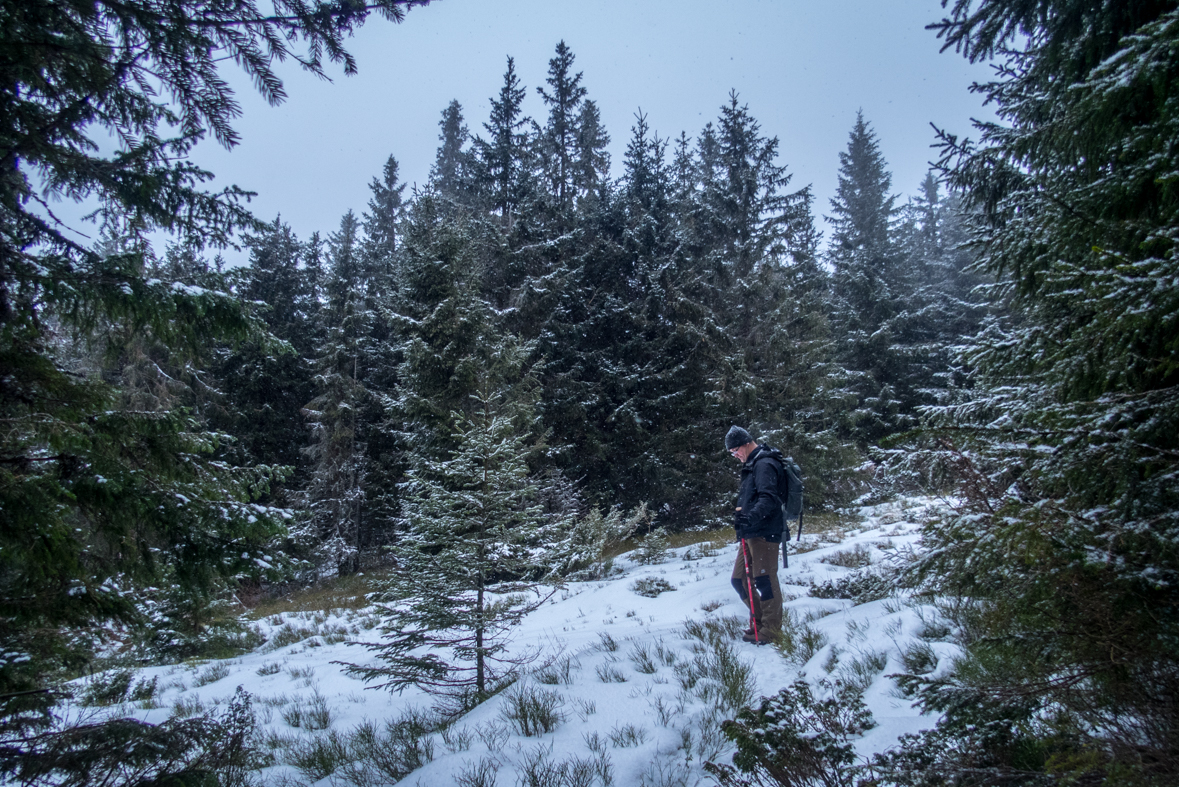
71,497,953,785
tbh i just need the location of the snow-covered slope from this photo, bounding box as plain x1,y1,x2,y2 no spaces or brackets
73,497,956,786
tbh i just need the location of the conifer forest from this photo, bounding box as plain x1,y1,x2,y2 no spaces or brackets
2,0,1178,785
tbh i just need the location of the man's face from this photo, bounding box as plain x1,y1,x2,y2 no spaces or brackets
729,443,754,463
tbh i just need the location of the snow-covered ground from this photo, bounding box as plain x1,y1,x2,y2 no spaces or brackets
71,497,958,786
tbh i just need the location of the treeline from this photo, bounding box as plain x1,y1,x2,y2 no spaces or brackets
146,43,984,580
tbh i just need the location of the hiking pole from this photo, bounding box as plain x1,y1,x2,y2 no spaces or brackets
739,536,760,643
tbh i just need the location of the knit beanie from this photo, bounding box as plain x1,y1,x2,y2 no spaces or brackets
724,425,753,450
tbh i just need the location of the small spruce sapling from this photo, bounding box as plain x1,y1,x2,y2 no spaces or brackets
706,679,874,787
345,339,568,704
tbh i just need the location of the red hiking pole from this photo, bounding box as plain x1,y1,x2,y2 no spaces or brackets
740,537,759,643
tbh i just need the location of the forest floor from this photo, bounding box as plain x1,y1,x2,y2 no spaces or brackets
67,497,957,786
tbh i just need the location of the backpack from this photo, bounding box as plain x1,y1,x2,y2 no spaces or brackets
780,455,804,522
759,447,806,553
759,446,805,544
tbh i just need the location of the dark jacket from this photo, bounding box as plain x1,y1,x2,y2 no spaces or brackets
735,445,785,542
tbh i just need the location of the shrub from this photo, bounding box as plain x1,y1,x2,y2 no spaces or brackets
557,504,649,580
597,631,619,652
595,662,627,683
79,669,135,706
501,684,566,737
705,679,874,787
442,724,474,753
629,643,658,674
776,612,829,667
608,723,648,748
639,759,692,787
867,680,1085,786
475,720,509,751
682,537,726,561
171,694,207,719
900,642,938,676
633,528,670,565
287,665,315,681
808,566,895,604
286,729,350,781
517,745,601,787
682,616,745,644
193,662,231,687
10,688,261,787
283,708,440,784
338,711,438,784
678,619,756,715
840,650,888,692
916,619,951,641
144,603,266,662
281,692,332,730
631,576,676,598
266,623,319,650
818,543,873,569
534,655,579,685
455,755,501,787
129,675,160,705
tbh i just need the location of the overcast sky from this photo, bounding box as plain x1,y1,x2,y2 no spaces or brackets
79,0,1000,258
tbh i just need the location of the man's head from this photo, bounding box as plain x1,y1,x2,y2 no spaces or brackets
725,425,757,462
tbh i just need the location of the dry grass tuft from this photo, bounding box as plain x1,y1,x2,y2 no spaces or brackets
246,570,391,619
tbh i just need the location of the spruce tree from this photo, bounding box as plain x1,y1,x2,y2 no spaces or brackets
574,99,611,207
364,156,407,271
536,41,589,225
389,193,489,442
358,156,407,554
828,113,898,268
888,173,987,410
0,0,425,739
826,112,907,443
348,336,562,704
303,211,373,577
701,92,801,281
475,56,532,228
215,217,318,498
431,100,474,202
886,1,1179,780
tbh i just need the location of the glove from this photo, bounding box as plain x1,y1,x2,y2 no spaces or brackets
733,511,750,535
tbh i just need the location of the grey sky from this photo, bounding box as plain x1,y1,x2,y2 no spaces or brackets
100,0,1000,256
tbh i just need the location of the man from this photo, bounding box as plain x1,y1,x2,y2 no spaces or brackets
725,425,785,644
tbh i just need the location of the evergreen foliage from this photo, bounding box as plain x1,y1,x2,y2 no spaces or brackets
0,0,425,753
390,193,490,442
0,10,1027,762
432,101,475,201
348,337,564,704
889,174,988,414
1,688,261,787
364,156,409,273
706,679,874,787
536,41,590,226
303,209,398,577
215,218,318,499
894,0,1179,781
475,56,533,230
826,113,908,443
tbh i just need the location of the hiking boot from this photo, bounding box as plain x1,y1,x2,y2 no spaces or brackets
744,627,754,636
742,631,766,645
